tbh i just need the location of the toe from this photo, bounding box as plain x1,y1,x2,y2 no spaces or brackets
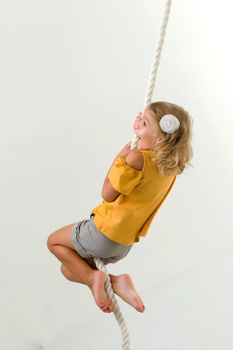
101,305,109,313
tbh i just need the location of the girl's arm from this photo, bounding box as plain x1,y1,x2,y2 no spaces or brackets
101,113,143,202
101,143,131,202
101,177,119,202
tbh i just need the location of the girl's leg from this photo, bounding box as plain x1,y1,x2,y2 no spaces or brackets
47,223,114,313
109,274,145,313
67,254,145,312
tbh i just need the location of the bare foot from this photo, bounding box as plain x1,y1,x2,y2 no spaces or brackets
110,274,145,313
89,271,115,313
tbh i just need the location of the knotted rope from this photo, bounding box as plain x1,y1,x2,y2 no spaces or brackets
94,1,172,349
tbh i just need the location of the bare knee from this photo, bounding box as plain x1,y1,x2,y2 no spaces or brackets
46,224,75,252
47,230,63,252
47,234,56,252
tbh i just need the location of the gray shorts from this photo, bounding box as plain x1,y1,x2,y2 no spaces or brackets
71,213,132,265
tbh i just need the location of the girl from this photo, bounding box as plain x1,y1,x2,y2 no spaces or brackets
47,101,193,314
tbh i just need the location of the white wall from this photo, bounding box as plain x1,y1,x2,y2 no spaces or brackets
0,1,232,349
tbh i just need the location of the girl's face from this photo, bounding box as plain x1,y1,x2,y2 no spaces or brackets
134,108,162,150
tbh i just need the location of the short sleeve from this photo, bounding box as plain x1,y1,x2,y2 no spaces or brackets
108,156,143,195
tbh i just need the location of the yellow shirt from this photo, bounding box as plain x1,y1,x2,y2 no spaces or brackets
92,149,176,245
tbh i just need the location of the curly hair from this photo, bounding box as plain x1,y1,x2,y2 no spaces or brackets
148,101,193,176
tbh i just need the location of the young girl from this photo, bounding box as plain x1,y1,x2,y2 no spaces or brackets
47,101,193,314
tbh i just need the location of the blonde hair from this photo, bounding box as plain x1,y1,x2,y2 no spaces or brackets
148,101,193,176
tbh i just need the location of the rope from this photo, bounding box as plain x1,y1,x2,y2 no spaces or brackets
94,1,173,349
143,0,172,107
131,0,172,151
94,258,130,349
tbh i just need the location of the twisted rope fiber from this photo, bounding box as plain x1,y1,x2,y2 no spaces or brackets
94,1,172,349
131,0,172,150
144,0,172,107
94,258,130,349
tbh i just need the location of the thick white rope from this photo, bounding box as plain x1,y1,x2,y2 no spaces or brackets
94,1,173,349
94,258,130,349
131,0,172,151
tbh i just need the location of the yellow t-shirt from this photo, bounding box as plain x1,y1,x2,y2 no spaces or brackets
92,149,176,245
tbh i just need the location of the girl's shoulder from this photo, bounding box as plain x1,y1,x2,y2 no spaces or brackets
125,150,144,171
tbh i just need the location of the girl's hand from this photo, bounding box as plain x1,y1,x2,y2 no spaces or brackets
116,142,132,159
134,112,143,131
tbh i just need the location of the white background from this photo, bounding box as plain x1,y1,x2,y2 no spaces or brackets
0,1,233,349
